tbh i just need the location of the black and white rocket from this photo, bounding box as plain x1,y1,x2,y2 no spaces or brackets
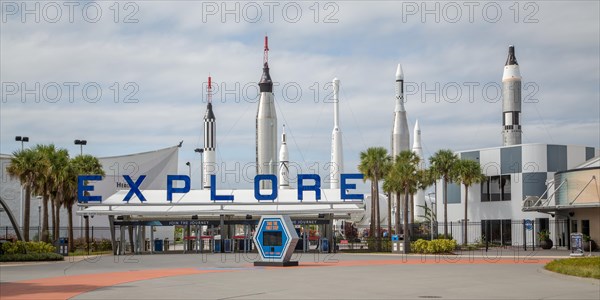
502,45,522,146
330,78,343,189
203,76,216,189
392,64,410,157
256,36,278,189
279,125,290,189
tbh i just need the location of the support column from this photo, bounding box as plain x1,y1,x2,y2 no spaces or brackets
108,216,116,255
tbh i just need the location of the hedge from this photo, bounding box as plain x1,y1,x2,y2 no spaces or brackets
411,238,457,254
0,253,64,262
1,241,56,255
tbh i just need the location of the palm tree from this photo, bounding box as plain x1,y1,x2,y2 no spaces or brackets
358,147,390,251
71,154,105,251
387,151,420,252
454,159,485,246
429,149,458,238
7,148,42,241
34,144,61,242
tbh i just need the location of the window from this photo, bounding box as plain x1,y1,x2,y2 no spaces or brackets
481,219,512,245
582,220,590,236
481,175,512,201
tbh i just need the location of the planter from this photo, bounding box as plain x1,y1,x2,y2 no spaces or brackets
539,239,553,249
583,240,597,252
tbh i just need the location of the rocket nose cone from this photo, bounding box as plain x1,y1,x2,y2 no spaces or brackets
396,64,404,80
415,119,420,130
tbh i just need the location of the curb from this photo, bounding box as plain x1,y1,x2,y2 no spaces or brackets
538,267,600,285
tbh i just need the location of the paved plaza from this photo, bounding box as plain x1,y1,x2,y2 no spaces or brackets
1,250,599,299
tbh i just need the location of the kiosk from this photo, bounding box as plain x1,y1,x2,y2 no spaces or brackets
253,215,299,267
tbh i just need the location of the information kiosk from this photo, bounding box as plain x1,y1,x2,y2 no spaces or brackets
253,215,299,267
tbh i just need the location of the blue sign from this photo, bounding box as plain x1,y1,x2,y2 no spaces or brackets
253,215,298,263
524,219,533,231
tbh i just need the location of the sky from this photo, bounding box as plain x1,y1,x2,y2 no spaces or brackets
1,0,599,190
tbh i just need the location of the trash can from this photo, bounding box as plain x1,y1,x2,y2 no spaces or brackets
320,238,329,253
58,237,69,256
154,239,163,252
224,239,233,253
214,239,222,252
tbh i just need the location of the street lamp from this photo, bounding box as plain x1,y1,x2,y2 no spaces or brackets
185,162,191,178
194,148,204,190
74,139,87,155
16,136,30,232
15,136,29,150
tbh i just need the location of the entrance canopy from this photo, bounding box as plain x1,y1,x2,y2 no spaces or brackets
78,189,365,219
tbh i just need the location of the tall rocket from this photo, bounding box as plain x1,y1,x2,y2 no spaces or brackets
256,36,278,189
203,76,216,189
392,64,410,157
279,125,290,189
391,64,410,227
412,120,425,220
502,45,522,146
330,78,343,189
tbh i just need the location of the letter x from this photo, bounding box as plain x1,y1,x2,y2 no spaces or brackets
123,175,147,202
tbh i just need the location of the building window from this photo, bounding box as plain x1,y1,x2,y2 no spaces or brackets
481,175,512,201
482,219,512,245
582,220,590,236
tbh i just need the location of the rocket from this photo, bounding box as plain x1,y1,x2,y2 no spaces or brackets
391,64,410,157
203,76,216,189
256,35,278,189
330,78,343,189
502,45,522,146
412,120,425,220
279,125,290,189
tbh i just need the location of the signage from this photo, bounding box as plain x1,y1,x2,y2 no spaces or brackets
570,233,584,256
78,173,364,203
524,219,533,231
253,215,299,266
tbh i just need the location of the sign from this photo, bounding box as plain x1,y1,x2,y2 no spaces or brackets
253,215,299,266
78,173,364,203
524,219,533,231
570,233,584,256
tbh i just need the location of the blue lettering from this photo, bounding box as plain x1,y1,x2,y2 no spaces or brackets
210,175,234,201
298,174,321,201
123,175,147,202
341,173,364,200
167,175,190,201
254,174,278,201
77,175,102,203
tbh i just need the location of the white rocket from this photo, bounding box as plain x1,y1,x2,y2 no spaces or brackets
279,125,290,189
330,78,343,189
203,76,216,189
392,64,410,157
502,45,522,146
256,36,277,189
391,64,410,226
412,120,425,221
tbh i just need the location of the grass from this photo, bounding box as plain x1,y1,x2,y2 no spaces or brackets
545,257,600,279
69,250,112,256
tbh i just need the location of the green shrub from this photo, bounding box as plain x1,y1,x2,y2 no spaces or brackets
1,241,56,254
0,252,64,262
410,238,457,254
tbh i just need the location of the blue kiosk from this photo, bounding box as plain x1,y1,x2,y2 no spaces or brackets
253,215,299,267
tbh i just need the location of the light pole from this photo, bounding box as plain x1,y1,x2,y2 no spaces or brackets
74,139,87,155
185,162,191,178
15,136,29,151
428,192,437,240
15,136,29,233
194,148,204,190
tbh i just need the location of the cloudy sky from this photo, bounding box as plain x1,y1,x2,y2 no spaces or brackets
1,1,599,189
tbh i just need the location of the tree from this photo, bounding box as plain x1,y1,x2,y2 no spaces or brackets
358,147,390,251
71,154,105,251
453,159,485,246
34,144,62,243
7,149,42,241
386,150,420,253
429,149,458,238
